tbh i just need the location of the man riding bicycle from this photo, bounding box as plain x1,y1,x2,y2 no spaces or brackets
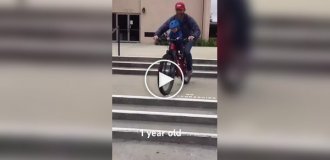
154,2,201,84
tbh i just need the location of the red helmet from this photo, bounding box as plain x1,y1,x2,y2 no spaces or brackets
175,2,186,11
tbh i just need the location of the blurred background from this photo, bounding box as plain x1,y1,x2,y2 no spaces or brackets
0,0,112,159
220,0,330,159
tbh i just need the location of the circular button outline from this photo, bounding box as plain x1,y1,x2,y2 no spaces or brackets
144,59,184,99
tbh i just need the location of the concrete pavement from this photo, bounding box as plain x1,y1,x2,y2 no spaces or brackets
113,139,216,160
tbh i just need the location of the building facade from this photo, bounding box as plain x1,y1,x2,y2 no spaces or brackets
113,0,211,44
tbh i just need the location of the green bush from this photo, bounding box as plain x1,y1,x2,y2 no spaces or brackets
195,38,217,47
157,39,169,46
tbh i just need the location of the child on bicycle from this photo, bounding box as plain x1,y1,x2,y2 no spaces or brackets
168,20,184,54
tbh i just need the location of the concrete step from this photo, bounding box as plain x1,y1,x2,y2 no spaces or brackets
112,75,217,101
113,120,216,134
112,67,217,78
113,104,216,115
113,127,217,146
112,56,217,65
112,95,217,109
112,61,217,71
113,109,217,125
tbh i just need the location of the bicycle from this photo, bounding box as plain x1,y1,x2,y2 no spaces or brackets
157,35,189,95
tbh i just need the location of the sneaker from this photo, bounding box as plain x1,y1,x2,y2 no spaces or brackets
184,70,192,84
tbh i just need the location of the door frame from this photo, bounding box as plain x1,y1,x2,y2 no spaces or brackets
114,13,140,42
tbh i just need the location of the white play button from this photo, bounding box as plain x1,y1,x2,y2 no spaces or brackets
144,59,184,99
158,72,174,88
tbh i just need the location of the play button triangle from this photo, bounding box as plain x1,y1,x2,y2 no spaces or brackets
159,72,174,88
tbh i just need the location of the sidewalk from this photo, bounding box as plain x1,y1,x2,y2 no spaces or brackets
112,43,217,60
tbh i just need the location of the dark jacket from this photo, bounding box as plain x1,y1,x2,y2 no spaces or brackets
155,14,201,39
169,30,183,40
169,30,184,50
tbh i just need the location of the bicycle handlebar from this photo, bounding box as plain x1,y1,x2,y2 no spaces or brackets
158,36,189,42
167,38,188,42
155,33,194,43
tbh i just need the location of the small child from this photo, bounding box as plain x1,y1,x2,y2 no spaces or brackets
168,20,183,53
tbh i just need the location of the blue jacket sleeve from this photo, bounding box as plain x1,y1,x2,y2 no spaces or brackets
188,16,201,39
155,16,174,37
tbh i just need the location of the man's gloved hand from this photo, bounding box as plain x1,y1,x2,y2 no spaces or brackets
153,35,159,40
188,36,195,41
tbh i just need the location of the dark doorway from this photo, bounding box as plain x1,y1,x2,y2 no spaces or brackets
129,15,140,41
112,13,117,40
113,13,140,42
118,14,128,41
209,22,217,38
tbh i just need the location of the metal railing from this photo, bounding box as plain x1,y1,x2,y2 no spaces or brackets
112,26,121,56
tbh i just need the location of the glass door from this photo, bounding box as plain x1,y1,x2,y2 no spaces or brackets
115,14,140,42
117,14,129,41
112,13,117,41
129,15,140,42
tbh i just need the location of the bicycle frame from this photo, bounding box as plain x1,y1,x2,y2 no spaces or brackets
168,42,186,78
